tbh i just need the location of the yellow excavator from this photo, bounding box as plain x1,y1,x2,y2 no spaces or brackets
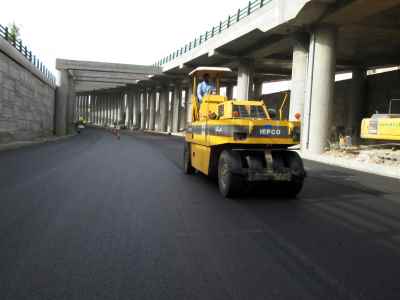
361,114,400,141
183,67,305,198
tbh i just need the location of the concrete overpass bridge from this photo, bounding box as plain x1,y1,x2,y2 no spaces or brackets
53,0,400,155
2,2,400,299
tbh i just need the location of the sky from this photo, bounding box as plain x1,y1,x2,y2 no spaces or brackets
0,0,248,75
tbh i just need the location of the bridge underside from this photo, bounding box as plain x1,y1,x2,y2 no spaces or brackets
55,0,400,155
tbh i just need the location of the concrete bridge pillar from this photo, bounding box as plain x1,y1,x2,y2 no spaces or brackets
76,95,80,121
172,85,181,133
289,33,309,122
346,68,366,144
67,78,76,134
140,91,147,130
104,95,108,126
237,60,254,100
91,93,96,124
159,88,169,132
99,95,104,126
146,91,151,130
253,81,263,99
55,70,70,135
303,26,337,154
180,89,187,131
133,91,140,129
155,91,161,131
149,89,157,131
107,94,111,124
127,90,134,129
226,84,234,100
186,83,193,126
119,93,125,125
84,94,89,122
112,94,116,124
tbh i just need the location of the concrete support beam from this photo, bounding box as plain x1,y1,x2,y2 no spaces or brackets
149,90,157,130
159,88,169,132
67,78,76,133
346,68,366,143
186,84,194,126
119,94,125,125
55,70,70,135
237,60,254,100
289,34,309,121
253,81,263,99
84,95,88,121
226,84,234,100
180,89,187,130
140,92,147,130
172,86,181,133
133,91,140,129
99,96,103,125
303,26,337,154
127,90,134,129
91,93,96,124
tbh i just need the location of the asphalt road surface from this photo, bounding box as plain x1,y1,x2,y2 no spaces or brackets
1,128,400,300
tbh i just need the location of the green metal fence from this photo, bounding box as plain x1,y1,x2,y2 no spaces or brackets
0,24,56,84
154,0,272,67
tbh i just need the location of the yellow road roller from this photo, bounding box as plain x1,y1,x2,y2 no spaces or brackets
183,67,306,198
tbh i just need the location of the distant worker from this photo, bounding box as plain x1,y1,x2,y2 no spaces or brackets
197,73,215,103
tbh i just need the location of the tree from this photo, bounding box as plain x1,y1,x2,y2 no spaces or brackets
8,22,20,41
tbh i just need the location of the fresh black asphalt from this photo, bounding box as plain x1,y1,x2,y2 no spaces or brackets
0,128,399,300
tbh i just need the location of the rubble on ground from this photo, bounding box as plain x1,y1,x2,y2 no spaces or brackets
325,145,400,168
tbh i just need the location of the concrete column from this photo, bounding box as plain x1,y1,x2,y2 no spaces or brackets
168,91,173,132
289,34,309,121
105,95,110,126
226,84,234,100
98,95,102,125
186,83,194,126
120,94,125,125
146,91,150,129
237,60,254,100
80,95,84,121
127,90,134,129
140,92,147,130
91,93,96,124
55,70,70,135
76,95,80,121
149,90,156,130
133,91,140,129
303,26,337,154
172,85,181,133
78,95,83,121
159,88,169,132
180,89,186,131
67,78,76,134
93,94,101,125
85,94,89,122
253,81,263,99
98,95,103,125
346,68,366,143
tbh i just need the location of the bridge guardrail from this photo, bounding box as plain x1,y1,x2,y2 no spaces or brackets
154,0,272,67
0,24,56,84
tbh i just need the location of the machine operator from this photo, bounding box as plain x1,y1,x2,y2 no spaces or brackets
197,73,215,103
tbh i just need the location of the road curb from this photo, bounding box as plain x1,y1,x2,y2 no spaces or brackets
0,134,76,152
